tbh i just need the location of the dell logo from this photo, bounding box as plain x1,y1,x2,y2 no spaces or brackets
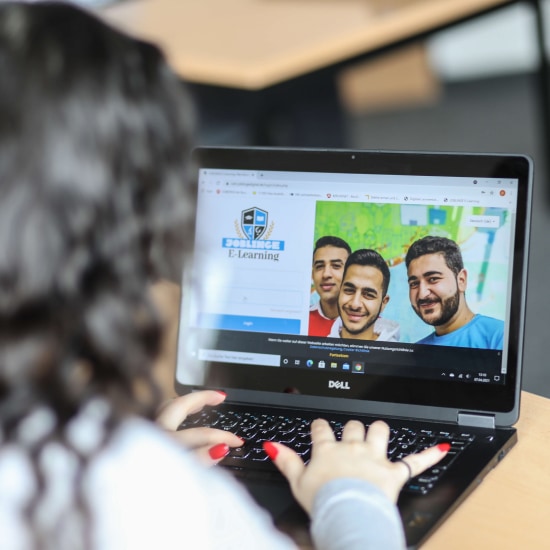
328,380,350,390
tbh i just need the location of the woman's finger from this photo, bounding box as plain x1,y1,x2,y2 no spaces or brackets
156,390,226,430
190,443,231,466
171,426,244,450
262,441,306,495
398,442,451,479
309,418,337,449
364,420,391,459
341,419,367,443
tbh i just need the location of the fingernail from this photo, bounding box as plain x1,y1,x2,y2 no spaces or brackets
208,443,229,460
215,390,227,397
437,442,451,452
263,441,278,461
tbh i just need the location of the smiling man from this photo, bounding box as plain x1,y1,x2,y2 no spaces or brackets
308,236,351,336
405,235,504,349
329,249,400,341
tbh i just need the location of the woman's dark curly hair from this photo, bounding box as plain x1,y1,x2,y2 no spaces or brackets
0,1,196,546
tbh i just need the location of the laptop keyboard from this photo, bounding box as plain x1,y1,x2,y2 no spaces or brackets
179,406,476,495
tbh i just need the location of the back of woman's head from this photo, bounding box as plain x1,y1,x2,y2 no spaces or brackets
0,1,195,440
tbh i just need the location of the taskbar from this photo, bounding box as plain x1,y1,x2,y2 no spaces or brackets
280,354,505,385
196,345,506,386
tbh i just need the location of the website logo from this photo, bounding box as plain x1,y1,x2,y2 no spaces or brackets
222,206,285,261
241,207,268,240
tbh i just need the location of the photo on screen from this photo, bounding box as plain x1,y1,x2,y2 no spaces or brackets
310,201,510,345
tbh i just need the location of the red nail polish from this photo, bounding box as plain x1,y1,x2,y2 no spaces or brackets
263,441,278,461
215,390,227,397
208,443,229,460
438,442,451,453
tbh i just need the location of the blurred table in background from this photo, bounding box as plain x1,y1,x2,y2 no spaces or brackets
99,0,549,148
101,0,515,90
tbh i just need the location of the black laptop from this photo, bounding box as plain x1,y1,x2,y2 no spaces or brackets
175,146,532,548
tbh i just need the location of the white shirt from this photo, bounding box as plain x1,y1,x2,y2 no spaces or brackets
328,317,401,341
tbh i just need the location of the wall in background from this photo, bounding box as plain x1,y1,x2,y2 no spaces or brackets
427,0,550,81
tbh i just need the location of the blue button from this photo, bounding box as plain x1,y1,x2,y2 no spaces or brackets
198,313,300,334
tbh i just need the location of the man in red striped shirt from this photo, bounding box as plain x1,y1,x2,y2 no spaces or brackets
308,236,351,336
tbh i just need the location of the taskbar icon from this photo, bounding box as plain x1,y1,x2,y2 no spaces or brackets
281,357,365,374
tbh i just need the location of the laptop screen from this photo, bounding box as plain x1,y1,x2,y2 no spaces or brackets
176,148,531,416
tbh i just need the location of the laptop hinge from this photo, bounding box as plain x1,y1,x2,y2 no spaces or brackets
457,412,495,429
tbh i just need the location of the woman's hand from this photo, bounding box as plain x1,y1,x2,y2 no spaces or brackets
156,390,243,465
264,419,449,514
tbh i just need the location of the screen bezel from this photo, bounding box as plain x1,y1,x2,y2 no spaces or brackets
176,146,532,420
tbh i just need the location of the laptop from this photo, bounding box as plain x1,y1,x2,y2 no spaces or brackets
174,146,532,548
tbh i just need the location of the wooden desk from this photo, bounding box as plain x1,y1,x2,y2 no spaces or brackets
423,390,550,550
151,280,550,549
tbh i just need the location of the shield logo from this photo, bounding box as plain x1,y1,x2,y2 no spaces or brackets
241,207,268,240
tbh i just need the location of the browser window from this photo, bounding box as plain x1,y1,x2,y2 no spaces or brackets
180,167,518,387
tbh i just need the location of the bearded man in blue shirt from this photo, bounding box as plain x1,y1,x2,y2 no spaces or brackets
406,235,504,349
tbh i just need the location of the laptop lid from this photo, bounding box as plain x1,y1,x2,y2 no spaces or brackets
175,147,532,428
